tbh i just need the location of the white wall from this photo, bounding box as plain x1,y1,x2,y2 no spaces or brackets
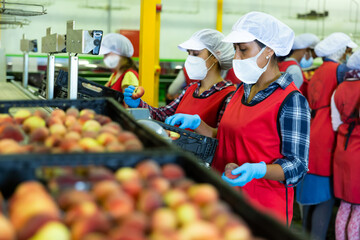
1,0,359,60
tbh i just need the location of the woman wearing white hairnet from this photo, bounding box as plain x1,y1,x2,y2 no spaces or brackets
296,32,357,240
278,33,320,99
166,12,310,225
123,29,236,128
330,49,360,240
100,33,139,93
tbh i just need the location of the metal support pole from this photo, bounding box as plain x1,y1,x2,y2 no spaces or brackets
22,52,29,88
46,53,55,99
216,0,223,32
68,53,78,99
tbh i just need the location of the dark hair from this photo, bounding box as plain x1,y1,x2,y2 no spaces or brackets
255,39,279,64
119,57,138,72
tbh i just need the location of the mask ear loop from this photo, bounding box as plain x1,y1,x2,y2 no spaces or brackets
204,53,216,72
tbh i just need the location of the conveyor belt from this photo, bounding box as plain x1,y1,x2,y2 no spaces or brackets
0,82,34,100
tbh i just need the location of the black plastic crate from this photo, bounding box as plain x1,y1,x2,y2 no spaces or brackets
0,151,307,240
0,98,173,150
37,70,123,102
153,120,218,165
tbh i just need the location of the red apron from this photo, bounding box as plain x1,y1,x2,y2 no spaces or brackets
106,69,139,93
278,60,308,99
307,61,339,176
213,82,299,224
333,79,360,204
175,83,235,128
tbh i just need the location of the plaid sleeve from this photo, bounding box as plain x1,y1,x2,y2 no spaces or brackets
138,85,190,122
274,92,311,186
216,93,234,127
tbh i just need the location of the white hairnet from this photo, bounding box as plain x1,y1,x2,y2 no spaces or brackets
222,11,294,56
347,49,360,70
178,29,234,70
292,33,320,50
100,33,134,57
315,32,354,57
327,47,347,62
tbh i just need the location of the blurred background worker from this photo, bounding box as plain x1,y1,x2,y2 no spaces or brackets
337,39,358,82
166,12,310,225
278,33,320,99
124,29,236,129
100,33,139,93
296,32,357,240
331,50,360,240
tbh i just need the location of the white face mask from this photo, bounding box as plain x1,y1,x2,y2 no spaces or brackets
184,54,215,80
232,47,270,84
104,55,120,69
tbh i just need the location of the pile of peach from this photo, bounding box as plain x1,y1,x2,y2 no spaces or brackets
0,160,254,240
0,108,143,154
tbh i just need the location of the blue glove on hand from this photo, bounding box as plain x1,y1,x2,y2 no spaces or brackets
221,162,267,187
124,86,140,108
165,114,201,130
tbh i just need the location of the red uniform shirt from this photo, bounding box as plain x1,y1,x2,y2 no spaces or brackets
106,69,139,92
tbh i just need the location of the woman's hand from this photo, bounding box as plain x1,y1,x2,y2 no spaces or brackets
222,162,267,187
124,86,140,108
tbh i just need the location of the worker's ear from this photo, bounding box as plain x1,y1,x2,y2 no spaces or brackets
265,47,275,59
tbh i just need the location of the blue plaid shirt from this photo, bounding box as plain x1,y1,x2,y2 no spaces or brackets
220,73,310,186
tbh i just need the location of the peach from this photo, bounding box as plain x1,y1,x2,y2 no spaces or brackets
49,123,67,136
114,167,140,183
81,233,108,240
0,139,28,154
66,108,79,118
163,189,188,209
71,213,110,240
58,190,95,210
99,123,122,135
0,123,24,142
137,190,162,214
29,127,49,143
81,131,98,139
224,226,252,240
51,109,66,121
201,201,230,220
78,138,102,152
108,226,146,240
161,163,185,182
173,179,195,192
148,177,171,194
224,163,240,180
79,109,95,118
179,220,221,240
188,184,219,206
0,113,13,124
96,132,118,146
124,139,144,151
149,230,180,240
13,109,31,124
68,122,83,133
0,192,3,213
59,140,83,153
44,135,62,148
135,160,161,180
78,115,93,126
106,142,126,152
91,180,122,202
64,115,77,128
64,131,82,142
0,214,15,240
176,203,201,225
46,116,63,126
82,120,101,133
11,181,45,198
64,201,100,226
94,115,112,125
151,207,177,231
121,211,148,232
117,131,137,143
33,109,50,121
121,179,143,198
25,221,70,240
17,214,60,240
103,192,134,220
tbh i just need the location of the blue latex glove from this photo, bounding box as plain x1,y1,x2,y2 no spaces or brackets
124,86,140,108
221,162,267,187
165,113,201,130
